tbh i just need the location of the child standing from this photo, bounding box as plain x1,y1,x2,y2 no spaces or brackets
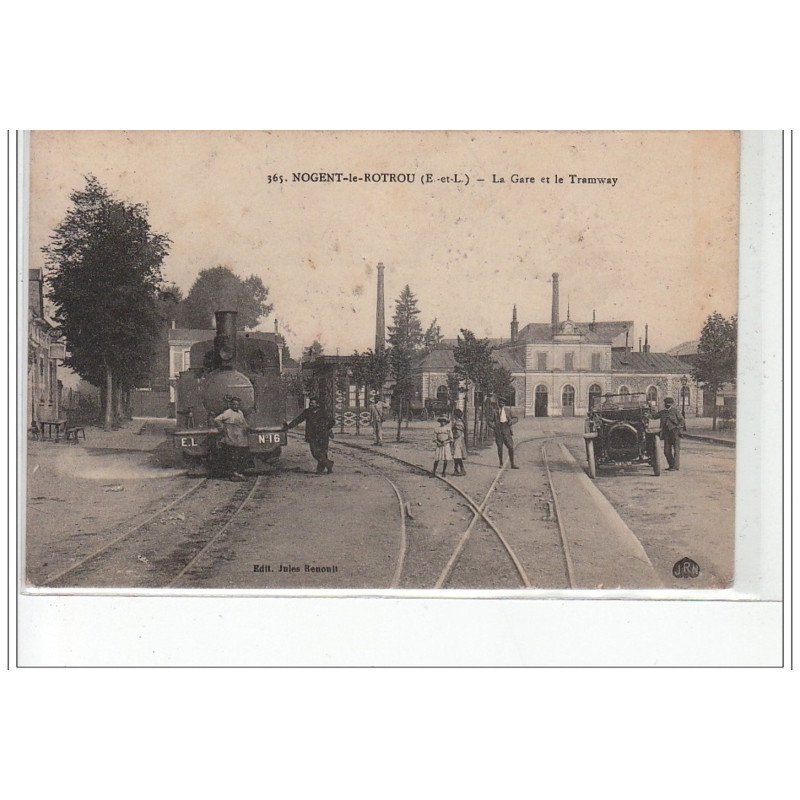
432,416,454,477
451,408,467,475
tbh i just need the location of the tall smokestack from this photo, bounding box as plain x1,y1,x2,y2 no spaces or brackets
375,262,386,353
510,305,519,343
644,324,650,354
551,272,560,333
274,318,279,335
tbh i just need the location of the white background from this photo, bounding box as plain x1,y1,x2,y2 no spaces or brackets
1,3,796,799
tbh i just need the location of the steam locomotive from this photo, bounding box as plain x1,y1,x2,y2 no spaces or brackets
172,310,288,473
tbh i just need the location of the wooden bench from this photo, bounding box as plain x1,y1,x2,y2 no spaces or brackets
64,426,86,443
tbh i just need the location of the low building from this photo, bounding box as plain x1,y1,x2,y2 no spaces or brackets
27,270,64,426
415,273,699,418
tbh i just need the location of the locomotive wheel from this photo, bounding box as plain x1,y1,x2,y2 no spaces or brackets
650,436,661,476
585,437,597,479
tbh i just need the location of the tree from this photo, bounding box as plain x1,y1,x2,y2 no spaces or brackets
692,312,737,430
180,265,272,329
388,345,415,441
43,175,170,429
446,372,461,411
363,348,389,402
423,318,443,352
303,340,324,361
453,329,494,445
387,285,424,353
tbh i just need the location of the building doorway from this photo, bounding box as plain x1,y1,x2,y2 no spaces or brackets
562,384,575,417
534,385,548,417
588,383,602,411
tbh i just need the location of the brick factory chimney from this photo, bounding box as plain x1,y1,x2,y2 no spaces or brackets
643,324,650,354
551,272,560,334
590,309,596,332
375,262,386,353
510,305,519,343
274,318,279,335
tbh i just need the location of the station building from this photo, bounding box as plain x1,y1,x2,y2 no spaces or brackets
415,273,699,418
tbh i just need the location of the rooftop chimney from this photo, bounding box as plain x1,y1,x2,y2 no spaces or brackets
551,272,560,333
510,305,519,343
638,337,642,353
643,324,650,354
274,318,279,335
375,262,386,353
590,309,596,332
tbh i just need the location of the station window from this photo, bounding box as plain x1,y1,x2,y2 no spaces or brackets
564,352,574,371
619,385,630,398
646,386,658,403
591,352,601,371
537,352,547,371
436,384,449,401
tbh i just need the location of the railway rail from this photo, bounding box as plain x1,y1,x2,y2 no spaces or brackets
42,475,262,588
327,432,576,589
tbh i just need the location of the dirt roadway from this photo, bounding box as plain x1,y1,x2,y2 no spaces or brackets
23,417,736,591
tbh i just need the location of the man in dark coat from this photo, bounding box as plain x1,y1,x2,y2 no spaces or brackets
485,394,519,469
285,397,336,474
659,396,684,471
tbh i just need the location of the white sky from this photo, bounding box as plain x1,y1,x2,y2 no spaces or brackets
29,131,740,357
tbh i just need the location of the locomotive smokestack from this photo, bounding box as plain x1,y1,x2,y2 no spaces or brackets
376,262,386,353
214,310,238,369
551,272,560,334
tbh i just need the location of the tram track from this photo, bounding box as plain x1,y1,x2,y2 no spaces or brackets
325,435,571,589
42,475,263,588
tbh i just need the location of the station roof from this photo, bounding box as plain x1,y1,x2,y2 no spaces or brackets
611,351,693,373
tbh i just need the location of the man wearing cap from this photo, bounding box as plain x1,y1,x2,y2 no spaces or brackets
486,393,519,469
368,396,388,445
284,397,336,474
213,395,250,481
659,396,684,471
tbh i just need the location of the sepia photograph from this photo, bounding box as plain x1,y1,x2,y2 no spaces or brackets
22,130,741,592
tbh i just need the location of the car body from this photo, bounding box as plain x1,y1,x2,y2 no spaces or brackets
582,393,662,478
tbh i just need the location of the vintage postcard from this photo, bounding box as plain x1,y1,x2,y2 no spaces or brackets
23,130,741,592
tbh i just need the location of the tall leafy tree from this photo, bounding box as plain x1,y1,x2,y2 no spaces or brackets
453,329,494,445
423,318,443,352
388,345,415,441
362,348,389,401
387,285,424,352
180,265,272,329
43,175,170,429
303,340,325,361
692,312,738,430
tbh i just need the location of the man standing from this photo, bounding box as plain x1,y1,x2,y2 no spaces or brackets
368,396,387,445
285,397,336,474
213,395,250,481
659,396,684,471
486,394,519,469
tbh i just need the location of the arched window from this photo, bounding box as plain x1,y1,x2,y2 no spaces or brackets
588,383,602,410
436,384,449,401
619,385,630,398
646,386,658,404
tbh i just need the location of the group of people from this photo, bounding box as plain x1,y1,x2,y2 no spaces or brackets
210,391,684,481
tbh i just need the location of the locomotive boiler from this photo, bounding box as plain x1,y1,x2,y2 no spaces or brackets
172,310,288,472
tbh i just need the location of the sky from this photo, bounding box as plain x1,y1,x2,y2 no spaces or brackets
28,131,740,356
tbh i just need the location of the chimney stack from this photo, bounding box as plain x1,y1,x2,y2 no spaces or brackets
274,318,279,335
551,272,560,333
510,305,519,343
375,262,386,353
643,324,650,354
590,309,596,331
638,337,642,353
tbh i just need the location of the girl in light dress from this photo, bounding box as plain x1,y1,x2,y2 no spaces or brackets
451,408,467,476
432,416,453,476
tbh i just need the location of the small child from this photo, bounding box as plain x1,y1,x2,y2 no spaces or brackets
432,416,453,477
451,408,467,475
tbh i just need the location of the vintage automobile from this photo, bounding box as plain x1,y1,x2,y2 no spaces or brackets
582,393,662,478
